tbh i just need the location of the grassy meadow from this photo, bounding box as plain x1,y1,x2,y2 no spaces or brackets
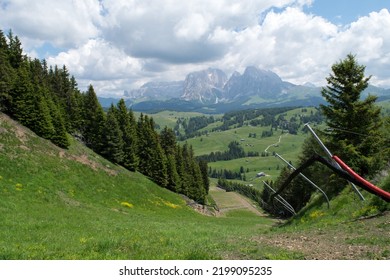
1,107,389,260
0,113,296,260
149,108,312,183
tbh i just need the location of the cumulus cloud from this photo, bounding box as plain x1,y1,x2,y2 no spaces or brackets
334,9,390,87
210,7,390,87
99,0,302,64
220,7,340,85
47,39,143,96
1,0,390,96
0,0,102,48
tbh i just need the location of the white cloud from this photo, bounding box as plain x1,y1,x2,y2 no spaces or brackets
48,39,142,80
99,0,303,64
333,9,390,85
174,13,210,41
210,7,390,87
205,7,338,85
47,39,143,96
0,0,102,48
2,0,390,96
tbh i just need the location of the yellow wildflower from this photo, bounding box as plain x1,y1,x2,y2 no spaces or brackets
309,210,325,219
120,201,134,208
164,201,181,209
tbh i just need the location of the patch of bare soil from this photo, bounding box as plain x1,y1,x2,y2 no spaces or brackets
0,113,30,143
14,126,28,143
0,127,8,134
253,212,390,259
181,195,217,216
58,151,118,176
19,145,30,151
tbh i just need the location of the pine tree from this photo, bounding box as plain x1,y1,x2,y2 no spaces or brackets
0,30,15,112
11,61,59,141
137,114,168,187
66,76,84,134
30,88,56,140
82,85,105,153
175,144,187,194
181,143,206,203
198,160,210,194
320,54,383,175
160,126,177,155
160,127,181,191
46,96,70,148
12,61,36,123
7,30,24,69
116,99,138,171
165,154,181,192
148,117,168,188
101,105,124,163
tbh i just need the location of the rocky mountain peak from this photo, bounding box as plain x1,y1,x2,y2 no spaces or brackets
181,68,228,103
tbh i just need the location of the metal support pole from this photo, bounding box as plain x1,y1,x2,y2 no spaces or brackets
275,153,330,208
304,123,334,159
263,181,296,215
304,123,365,201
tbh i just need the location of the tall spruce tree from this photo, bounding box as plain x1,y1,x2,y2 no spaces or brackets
46,96,70,148
175,144,187,194
181,143,206,203
7,30,24,69
137,114,168,187
320,54,383,175
160,127,177,155
160,127,180,191
116,99,138,171
198,160,210,194
82,85,105,153
0,30,15,112
101,104,124,163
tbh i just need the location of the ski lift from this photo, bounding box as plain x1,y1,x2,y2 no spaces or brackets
271,124,390,205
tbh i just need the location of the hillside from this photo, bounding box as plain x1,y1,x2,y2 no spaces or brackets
1,112,389,259
0,112,276,259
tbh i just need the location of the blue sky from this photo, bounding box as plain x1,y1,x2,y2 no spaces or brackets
1,0,390,97
306,0,390,25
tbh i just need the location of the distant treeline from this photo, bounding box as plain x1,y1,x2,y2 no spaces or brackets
197,141,259,162
0,29,208,203
217,177,295,218
209,167,246,181
174,107,324,140
217,178,267,209
175,115,215,140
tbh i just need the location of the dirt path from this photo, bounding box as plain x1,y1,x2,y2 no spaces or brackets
264,134,285,153
209,186,266,217
253,212,390,260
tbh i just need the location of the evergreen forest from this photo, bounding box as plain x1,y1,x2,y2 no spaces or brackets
0,29,208,203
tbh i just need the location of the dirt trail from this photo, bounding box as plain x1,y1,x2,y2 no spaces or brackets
264,134,285,153
210,186,266,217
254,212,390,260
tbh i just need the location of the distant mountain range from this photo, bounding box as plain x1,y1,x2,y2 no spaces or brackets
98,66,390,113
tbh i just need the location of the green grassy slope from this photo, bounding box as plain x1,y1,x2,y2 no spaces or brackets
0,113,290,260
1,111,388,260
